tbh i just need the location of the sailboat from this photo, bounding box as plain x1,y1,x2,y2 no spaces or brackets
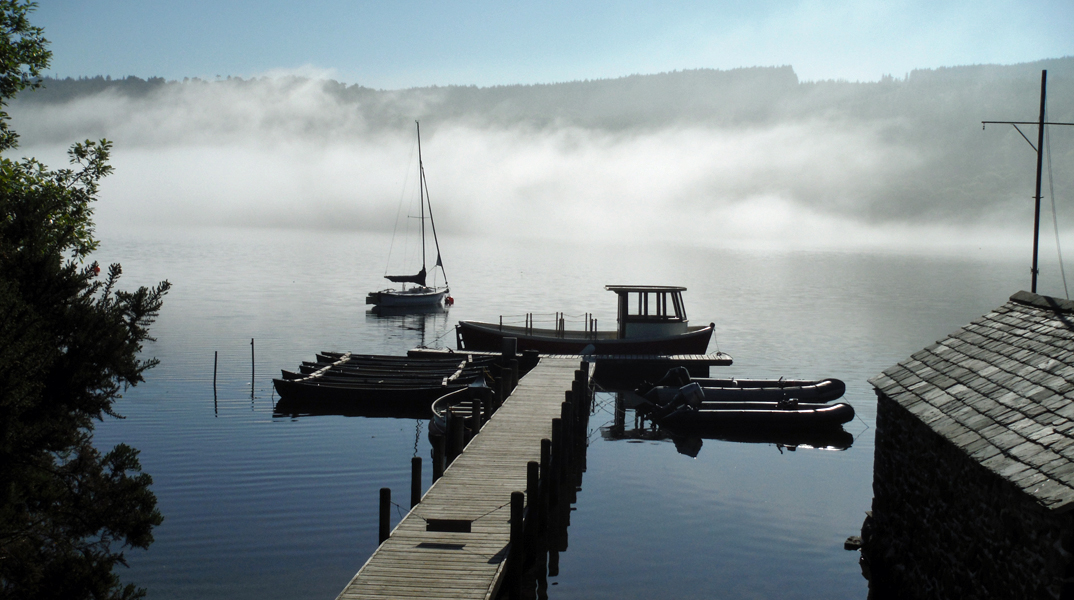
366,122,452,309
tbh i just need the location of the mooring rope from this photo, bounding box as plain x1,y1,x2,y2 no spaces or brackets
852,412,872,444
389,499,405,520
404,499,512,527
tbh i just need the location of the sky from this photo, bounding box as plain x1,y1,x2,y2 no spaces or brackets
13,0,1074,257
34,0,1074,89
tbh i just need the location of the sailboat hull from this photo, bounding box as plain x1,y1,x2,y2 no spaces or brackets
366,287,449,307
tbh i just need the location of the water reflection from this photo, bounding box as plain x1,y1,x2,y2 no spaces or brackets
273,397,432,420
95,227,1034,600
365,305,454,349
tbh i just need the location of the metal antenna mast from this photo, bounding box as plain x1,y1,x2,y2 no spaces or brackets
983,70,1074,293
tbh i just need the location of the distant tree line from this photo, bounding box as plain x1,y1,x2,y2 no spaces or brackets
8,49,1074,229
19,57,1074,133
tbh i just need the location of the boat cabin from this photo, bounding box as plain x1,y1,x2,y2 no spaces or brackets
607,285,689,340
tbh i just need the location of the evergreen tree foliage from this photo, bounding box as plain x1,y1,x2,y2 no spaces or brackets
0,2,169,598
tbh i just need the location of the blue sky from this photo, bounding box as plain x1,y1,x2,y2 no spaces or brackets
34,0,1074,89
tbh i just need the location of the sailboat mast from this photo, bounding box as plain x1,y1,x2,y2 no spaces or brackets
416,121,427,275
415,121,448,287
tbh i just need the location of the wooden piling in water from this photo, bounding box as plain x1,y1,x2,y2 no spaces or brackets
481,386,493,423
509,490,525,600
410,457,421,508
432,435,445,482
449,411,465,461
471,397,482,434
378,488,390,544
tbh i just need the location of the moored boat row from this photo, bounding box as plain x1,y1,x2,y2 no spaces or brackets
635,370,855,433
637,366,847,405
271,351,507,416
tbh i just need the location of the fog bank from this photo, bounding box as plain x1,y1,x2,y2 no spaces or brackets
8,60,1074,252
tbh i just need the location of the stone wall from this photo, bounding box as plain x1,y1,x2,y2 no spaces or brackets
862,392,1074,599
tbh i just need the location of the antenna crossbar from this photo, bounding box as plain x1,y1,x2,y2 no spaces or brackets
982,70,1074,294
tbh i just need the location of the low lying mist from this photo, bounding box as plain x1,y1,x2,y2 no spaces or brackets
8,60,1073,253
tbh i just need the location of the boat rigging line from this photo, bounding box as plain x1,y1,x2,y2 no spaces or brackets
384,135,418,278
1046,121,1069,299
417,123,448,288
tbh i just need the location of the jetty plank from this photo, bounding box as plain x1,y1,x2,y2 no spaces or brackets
336,357,581,600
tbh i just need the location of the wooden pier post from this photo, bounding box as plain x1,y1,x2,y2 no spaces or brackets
432,435,445,482
508,491,525,600
471,398,482,434
526,460,540,560
379,488,391,544
561,399,574,474
549,418,563,516
502,336,517,360
572,380,586,408
481,386,493,423
539,438,551,533
527,461,539,515
451,412,465,460
410,457,422,508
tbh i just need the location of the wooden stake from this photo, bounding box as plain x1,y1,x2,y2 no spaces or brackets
411,457,422,508
379,488,391,544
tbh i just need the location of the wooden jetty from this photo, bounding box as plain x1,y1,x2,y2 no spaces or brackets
336,357,585,600
409,347,732,383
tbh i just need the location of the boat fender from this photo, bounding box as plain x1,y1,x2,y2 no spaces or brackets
446,296,455,305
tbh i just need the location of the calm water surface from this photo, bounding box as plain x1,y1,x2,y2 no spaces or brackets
90,226,1037,599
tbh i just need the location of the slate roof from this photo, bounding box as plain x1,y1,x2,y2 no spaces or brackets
870,290,1074,513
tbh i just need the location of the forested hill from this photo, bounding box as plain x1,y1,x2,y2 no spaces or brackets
17,57,1074,133
6,58,1074,241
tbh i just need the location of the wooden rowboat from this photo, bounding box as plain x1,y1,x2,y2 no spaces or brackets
272,351,489,410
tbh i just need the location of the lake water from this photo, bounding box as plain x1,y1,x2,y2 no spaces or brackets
89,225,1043,599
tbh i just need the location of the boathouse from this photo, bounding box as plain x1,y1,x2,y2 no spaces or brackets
864,291,1074,599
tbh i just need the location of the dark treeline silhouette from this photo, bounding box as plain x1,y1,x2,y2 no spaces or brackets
23,58,1073,132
